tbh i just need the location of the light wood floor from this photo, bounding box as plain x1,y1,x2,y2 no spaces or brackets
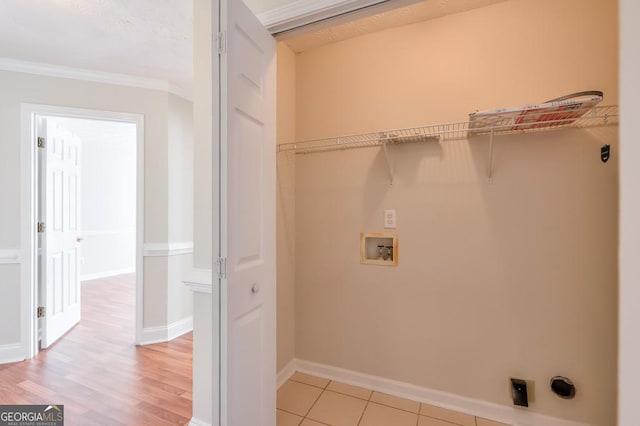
0,274,193,425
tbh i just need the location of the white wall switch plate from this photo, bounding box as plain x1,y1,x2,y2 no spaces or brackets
384,209,397,229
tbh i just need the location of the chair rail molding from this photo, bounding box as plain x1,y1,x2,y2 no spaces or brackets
143,242,194,257
0,250,21,265
182,268,213,294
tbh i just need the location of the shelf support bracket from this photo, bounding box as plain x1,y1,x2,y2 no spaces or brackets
487,129,495,180
382,139,395,186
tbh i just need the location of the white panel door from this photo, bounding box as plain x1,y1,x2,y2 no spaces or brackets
39,117,82,349
219,1,277,425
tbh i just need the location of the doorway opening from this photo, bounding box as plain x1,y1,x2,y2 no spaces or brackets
39,116,137,348
20,104,145,358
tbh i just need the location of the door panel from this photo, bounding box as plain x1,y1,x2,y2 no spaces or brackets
39,117,82,349
220,0,276,425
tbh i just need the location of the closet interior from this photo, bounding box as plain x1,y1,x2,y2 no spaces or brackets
274,0,618,424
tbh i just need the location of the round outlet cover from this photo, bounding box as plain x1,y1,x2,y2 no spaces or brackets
550,376,576,399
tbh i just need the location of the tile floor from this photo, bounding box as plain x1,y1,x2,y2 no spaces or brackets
277,372,510,426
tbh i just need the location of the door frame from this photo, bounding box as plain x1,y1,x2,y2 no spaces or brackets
20,104,145,358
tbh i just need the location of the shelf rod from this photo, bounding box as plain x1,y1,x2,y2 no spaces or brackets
487,129,495,179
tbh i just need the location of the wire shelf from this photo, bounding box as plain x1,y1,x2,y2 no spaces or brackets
278,105,618,154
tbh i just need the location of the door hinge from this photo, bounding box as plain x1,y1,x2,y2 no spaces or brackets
37,306,45,318
216,31,226,55
37,222,46,233
216,257,227,279
37,137,46,148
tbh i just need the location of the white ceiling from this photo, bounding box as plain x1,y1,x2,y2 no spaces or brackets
0,0,506,98
0,0,193,94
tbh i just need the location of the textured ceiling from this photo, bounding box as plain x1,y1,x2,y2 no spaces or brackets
0,0,507,97
282,0,508,53
0,0,192,94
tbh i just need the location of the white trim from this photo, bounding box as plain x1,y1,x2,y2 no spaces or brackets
20,104,145,357
81,268,136,282
257,0,422,34
143,242,194,257
0,343,25,364
168,317,194,340
189,417,211,426
139,316,194,346
0,250,21,265
295,359,588,426
258,0,384,32
277,358,298,389
183,268,213,294
21,105,38,360
0,57,191,101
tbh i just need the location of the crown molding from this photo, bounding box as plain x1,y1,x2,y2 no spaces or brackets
258,0,388,34
0,57,191,101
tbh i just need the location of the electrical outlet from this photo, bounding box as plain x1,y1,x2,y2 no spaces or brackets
384,209,397,229
511,378,529,407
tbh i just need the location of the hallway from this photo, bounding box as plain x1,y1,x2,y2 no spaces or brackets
0,274,193,425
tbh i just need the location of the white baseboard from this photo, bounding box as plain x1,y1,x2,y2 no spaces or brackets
81,268,135,282
294,359,588,426
277,358,298,389
0,343,25,364
189,417,210,426
168,317,193,341
139,317,193,345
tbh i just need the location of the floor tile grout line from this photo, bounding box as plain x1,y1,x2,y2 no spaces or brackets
356,399,370,426
276,407,306,419
285,373,487,426
319,387,371,402
288,377,330,390
300,379,331,425
419,414,463,426
367,399,421,416
303,386,326,418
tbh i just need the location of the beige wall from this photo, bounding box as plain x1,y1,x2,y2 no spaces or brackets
167,94,195,326
276,42,297,371
0,70,193,351
618,0,640,423
192,0,215,270
168,94,195,244
292,0,618,424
